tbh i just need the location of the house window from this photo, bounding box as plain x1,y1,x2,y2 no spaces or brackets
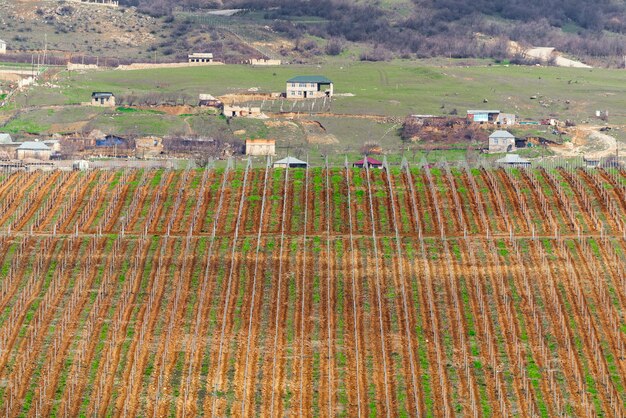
291,83,295,87
299,83,306,87
298,91,302,95
493,139,498,144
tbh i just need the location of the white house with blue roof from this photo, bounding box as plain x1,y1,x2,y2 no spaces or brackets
286,76,333,99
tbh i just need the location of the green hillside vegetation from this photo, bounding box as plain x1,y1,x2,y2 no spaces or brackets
25,61,626,122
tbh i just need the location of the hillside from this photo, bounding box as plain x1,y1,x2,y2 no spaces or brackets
0,164,625,415
123,0,626,66
1,0,625,65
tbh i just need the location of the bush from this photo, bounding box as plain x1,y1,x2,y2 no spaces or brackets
325,39,344,56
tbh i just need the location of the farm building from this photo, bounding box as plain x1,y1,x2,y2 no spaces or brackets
188,53,213,63
286,76,333,99
273,156,308,169
488,130,516,153
353,157,383,169
246,139,275,156
16,141,52,161
467,110,501,124
91,92,116,107
468,110,516,125
0,40,6,55
496,154,531,167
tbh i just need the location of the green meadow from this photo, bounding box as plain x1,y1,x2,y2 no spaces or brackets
31,61,625,121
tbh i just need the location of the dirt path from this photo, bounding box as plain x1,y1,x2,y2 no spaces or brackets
524,47,592,68
552,126,624,159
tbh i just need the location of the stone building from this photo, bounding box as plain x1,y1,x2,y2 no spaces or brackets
488,130,516,153
91,92,116,107
245,139,275,156
16,141,52,160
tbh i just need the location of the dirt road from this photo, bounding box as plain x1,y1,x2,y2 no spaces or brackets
552,126,624,158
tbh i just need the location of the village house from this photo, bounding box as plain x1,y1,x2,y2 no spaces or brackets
245,139,275,156
273,156,308,169
16,141,52,161
188,53,213,63
91,92,116,107
488,130,516,153
286,76,333,99
0,39,6,55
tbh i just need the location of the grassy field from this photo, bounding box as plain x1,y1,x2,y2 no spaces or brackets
26,61,626,121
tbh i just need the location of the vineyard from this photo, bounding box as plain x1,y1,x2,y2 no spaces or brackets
0,160,625,417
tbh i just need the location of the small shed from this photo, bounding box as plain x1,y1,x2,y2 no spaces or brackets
488,130,516,153
91,92,116,107
0,40,6,55
496,154,531,167
583,157,600,168
273,156,308,169
246,139,275,156
73,160,90,171
17,141,52,161
353,157,383,169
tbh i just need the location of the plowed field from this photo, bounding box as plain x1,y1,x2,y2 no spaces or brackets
0,164,625,417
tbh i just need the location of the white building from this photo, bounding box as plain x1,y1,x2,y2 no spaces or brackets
188,53,213,63
488,130,516,153
286,76,333,99
0,40,6,55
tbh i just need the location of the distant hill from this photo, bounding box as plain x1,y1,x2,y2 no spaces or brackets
2,0,625,66
113,0,626,65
